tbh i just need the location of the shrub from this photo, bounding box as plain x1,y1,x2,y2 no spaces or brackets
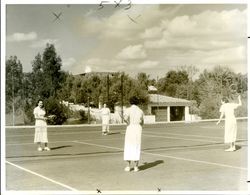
44,97,68,125
79,110,88,121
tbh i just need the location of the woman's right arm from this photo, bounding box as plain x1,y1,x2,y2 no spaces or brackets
216,112,224,125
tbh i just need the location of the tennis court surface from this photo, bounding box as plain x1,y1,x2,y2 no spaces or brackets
5,120,248,193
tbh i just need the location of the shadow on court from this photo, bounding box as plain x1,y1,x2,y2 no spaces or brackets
235,145,242,151
107,132,121,135
139,160,164,171
50,145,72,150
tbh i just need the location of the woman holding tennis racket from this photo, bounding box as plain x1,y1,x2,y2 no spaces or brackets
217,95,242,151
33,100,50,151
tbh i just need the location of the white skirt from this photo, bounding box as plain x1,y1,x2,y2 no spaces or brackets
102,115,110,125
224,118,237,143
124,124,142,161
34,119,48,143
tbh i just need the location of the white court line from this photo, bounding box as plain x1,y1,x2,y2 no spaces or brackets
6,161,78,191
142,152,247,171
73,140,247,170
142,132,247,144
73,140,122,151
143,130,223,139
142,133,219,143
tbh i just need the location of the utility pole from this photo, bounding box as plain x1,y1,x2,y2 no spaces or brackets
121,72,124,123
107,74,109,107
12,63,15,126
157,76,159,111
87,96,90,124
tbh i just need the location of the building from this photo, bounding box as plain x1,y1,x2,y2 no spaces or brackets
148,94,192,122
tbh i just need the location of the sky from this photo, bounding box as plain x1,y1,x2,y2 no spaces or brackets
5,2,247,79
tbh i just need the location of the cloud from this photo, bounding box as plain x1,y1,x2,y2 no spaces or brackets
79,5,169,40
137,60,159,69
85,65,92,73
30,39,59,48
72,58,126,74
202,46,246,64
7,32,37,42
139,26,163,39
62,57,76,70
117,44,146,60
144,9,246,51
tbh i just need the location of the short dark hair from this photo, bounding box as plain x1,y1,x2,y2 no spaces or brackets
37,99,43,104
37,99,44,107
129,96,140,105
222,97,229,103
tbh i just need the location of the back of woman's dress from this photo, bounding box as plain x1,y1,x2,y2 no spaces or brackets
124,105,144,161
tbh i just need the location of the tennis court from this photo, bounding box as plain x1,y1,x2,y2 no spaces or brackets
5,120,248,193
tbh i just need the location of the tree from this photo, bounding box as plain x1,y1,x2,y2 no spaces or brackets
137,72,150,90
23,43,67,125
158,70,189,97
41,43,63,98
31,53,44,98
6,56,24,125
178,65,199,99
194,66,247,119
57,73,75,102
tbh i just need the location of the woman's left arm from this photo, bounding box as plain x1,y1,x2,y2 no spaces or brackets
238,95,242,107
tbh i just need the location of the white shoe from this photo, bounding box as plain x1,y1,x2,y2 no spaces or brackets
225,147,235,152
37,147,43,151
124,167,130,172
134,166,139,172
44,147,50,151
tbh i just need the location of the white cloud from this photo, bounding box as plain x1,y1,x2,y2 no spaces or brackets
72,58,127,74
137,60,159,69
117,44,146,60
85,65,92,73
30,39,59,48
140,26,163,39
145,9,246,52
79,5,168,40
202,46,246,64
7,32,37,42
63,57,76,68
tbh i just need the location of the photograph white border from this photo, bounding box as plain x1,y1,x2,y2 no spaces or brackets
1,0,249,194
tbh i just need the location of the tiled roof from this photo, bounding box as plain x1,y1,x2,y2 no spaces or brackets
149,94,191,106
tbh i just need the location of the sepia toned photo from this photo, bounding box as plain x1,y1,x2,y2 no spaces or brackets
1,0,249,194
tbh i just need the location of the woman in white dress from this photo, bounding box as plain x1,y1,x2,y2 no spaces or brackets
33,100,50,151
123,96,144,172
217,95,242,151
100,103,111,135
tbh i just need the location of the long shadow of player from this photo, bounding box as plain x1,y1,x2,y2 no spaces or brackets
139,160,164,171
